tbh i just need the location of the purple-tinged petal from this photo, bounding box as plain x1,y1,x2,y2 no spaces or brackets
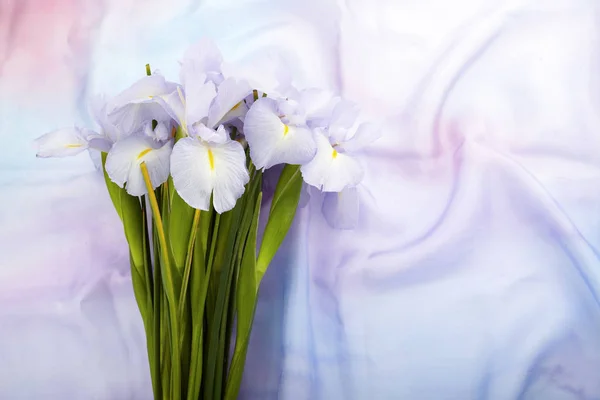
341,122,382,153
300,131,363,192
322,187,359,230
35,127,96,158
207,77,252,128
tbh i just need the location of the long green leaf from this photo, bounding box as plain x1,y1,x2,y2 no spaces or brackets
204,204,244,400
152,224,163,400
187,209,215,400
178,208,201,392
169,180,196,270
101,152,151,324
224,191,263,400
255,164,303,285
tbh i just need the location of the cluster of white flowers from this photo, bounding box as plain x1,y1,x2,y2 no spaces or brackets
35,39,380,229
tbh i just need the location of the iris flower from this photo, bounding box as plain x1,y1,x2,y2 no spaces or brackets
104,134,173,196
107,73,178,136
243,96,316,169
35,95,122,157
300,101,380,192
158,40,252,135
170,124,249,213
151,40,253,213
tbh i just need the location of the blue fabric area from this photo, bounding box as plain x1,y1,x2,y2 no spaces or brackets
1,0,600,398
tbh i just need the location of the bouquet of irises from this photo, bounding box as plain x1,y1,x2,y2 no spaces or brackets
35,39,380,399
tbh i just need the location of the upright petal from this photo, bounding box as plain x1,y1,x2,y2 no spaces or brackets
155,89,185,126
299,88,339,125
207,78,252,128
328,100,360,144
35,127,95,158
105,135,171,195
185,79,216,128
170,137,215,211
109,101,172,135
301,132,364,192
341,122,382,153
88,94,120,142
154,121,171,142
244,98,316,169
322,187,359,230
211,140,249,213
195,124,228,144
221,52,292,96
110,74,176,108
180,38,223,85
329,100,360,130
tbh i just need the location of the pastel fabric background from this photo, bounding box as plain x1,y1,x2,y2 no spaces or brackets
1,0,600,399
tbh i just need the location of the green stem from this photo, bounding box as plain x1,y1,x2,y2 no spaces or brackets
140,163,181,400
179,209,201,321
141,197,159,399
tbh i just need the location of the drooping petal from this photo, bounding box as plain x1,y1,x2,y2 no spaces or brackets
88,148,103,171
211,140,249,213
298,182,310,209
171,134,249,213
35,127,96,158
300,132,364,192
170,137,215,211
125,140,172,196
322,187,359,230
207,78,252,128
341,122,382,153
105,135,171,195
88,137,113,153
244,98,316,169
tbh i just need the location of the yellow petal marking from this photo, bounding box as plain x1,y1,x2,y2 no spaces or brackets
283,124,289,136
64,144,82,148
331,143,338,159
208,148,215,171
231,101,243,111
137,148,152,160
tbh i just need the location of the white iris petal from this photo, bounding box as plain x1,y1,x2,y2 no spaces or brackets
35,127,99,158
244,98,316,169
300,132,363,192
207,78,252,128
170,127,249,213
105,135,172,196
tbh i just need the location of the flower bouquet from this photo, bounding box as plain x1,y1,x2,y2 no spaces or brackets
35,39,380,399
